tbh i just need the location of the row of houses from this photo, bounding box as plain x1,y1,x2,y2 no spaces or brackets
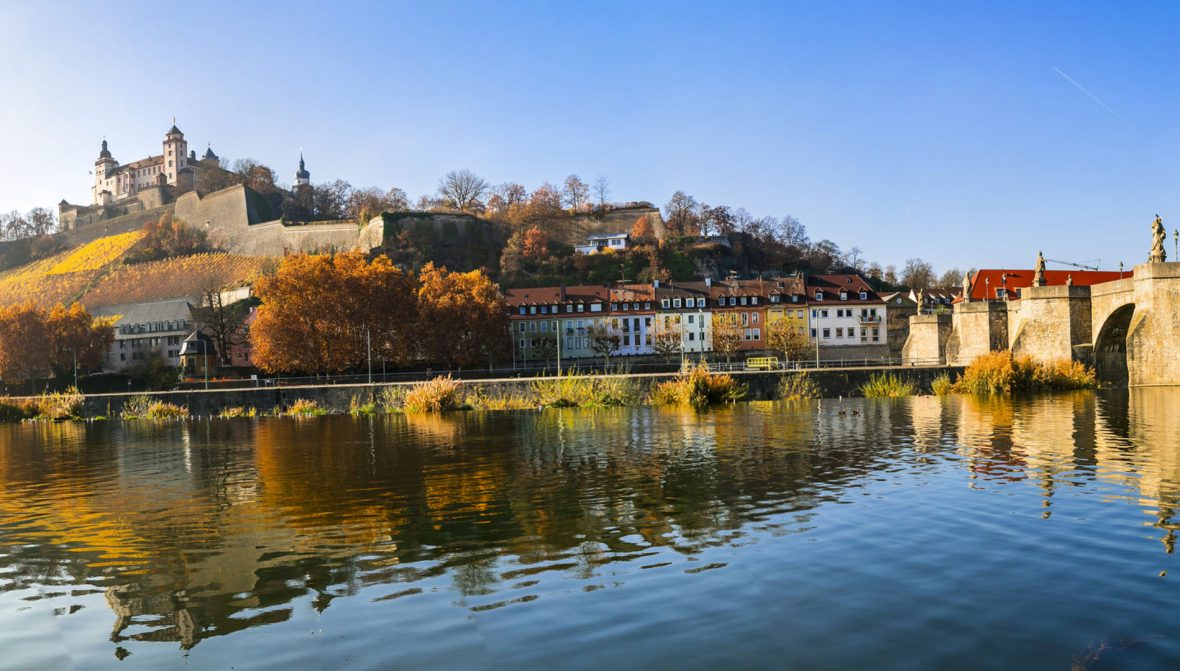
504,274,894,363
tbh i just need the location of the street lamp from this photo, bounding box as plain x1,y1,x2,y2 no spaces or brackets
66,348,77,389
365,325,372,385
1173,229,1178,261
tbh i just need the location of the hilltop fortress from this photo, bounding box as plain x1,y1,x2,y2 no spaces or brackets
57,123,380,257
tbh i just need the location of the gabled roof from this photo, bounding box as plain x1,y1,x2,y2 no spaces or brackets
504,285,611,307
586,232,628,241
92,299,193,327
805,274,883,304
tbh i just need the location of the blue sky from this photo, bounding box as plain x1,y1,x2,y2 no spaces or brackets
1,0,1177,272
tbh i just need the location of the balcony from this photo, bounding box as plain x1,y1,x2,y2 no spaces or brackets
859,314,882,324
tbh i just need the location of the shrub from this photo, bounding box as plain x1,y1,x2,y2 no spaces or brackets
218,406,258,418
778,372,820,401
860,373,917,398
954,351,1097,395
121,394,154,419
36,387,85,420
931,373,955,396
284,398,327,417
404,376,464,413
467,388,538,411
652,363,747,407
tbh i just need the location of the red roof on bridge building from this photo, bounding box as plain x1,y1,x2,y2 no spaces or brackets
965,269,1131,301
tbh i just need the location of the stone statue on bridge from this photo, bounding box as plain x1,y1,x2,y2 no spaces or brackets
962,272,972,302
1033,251,1046,286
1151,214,1168,263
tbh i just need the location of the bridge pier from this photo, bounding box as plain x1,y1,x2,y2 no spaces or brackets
901,314,952,364
1126,263,1180,386
1009,285,1093,364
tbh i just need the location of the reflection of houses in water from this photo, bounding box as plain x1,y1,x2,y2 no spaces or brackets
955,395,1024,483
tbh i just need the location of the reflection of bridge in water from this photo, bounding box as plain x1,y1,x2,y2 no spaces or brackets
905,261,1180,386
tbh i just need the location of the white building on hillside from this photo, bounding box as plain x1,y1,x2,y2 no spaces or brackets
575,233,629,255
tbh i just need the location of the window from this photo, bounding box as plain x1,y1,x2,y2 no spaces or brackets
644,317,651,327
590,303,601,312
859,291,868,300
770,295,780,304
540,306,548,314
610,302,618,310
840,291,848,301
836,328,844,338
873,328,880,342
688,314,695,324
623,335,631,346
811,328,817,338
633,302,640,310
995,288,1008,299
729,297,737,306
645,302,651,309
578,304,585,312
622,303,629,311
519,323,526,333
797,310,804,319
688,332,695,341
540,322,548,332
815,292,823,300
823,328,830,338
673,298,682,308
520,339,526,349
821,310,829,318
791,295,799,303
662,299,671,309
741,313,748,326
751,313,759,324
751,296,758,305
752,328,760,341
811,309,817,318
740,296,748,306
529,306,537,315
566,305,573,313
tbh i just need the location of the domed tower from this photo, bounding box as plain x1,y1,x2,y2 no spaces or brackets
294,153,311,188
162,122,188,186
92,139,118,204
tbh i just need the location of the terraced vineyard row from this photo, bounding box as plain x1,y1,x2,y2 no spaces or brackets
82,253,277,307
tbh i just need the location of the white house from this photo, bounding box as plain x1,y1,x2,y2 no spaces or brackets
574,233,629,255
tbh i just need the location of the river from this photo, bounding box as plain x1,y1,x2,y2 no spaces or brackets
2,390,1179,670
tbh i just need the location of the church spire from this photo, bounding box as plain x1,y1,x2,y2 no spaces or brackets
295,151,311,186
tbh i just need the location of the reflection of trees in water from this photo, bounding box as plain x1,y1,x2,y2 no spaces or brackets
9,392,1180,653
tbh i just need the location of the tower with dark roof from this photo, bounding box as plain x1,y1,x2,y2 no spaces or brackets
294,153,311,188
162,122,188,185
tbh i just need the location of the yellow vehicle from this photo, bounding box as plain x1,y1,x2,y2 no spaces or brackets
744,356,780,371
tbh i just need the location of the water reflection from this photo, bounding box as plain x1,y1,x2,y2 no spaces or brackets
2,391,1180,667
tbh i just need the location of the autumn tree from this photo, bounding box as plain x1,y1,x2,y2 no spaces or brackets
562,174,589,211
765,319,809,365
438,169,490,212
347,186,409,223
125,212,213,264
630,215,655,243
231,159,278,194
522,227,551,259
415,263,508,368
250,252,418,374
711,315,744,363
522,183,563,225
0,302,112,386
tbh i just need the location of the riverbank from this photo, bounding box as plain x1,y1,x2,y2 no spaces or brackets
54,365,960,417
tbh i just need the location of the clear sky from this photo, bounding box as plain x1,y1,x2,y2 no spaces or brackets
1,0,1177,273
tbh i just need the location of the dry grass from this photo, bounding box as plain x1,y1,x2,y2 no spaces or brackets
283,398,327,417
218,406,258,418
652,363,747,407
83,253,274,306
120,394,188,420
531,372,640,408
36,388,85,420
404,376,465,413
931,373,955,396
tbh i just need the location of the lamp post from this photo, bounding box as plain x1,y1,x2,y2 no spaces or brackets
556,320,562,377
203,344,209,390
1174,229,1178,261
365,325,372,385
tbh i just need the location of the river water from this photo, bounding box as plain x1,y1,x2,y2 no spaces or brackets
2,390,1180,670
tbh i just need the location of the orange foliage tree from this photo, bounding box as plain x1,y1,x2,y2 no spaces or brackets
415,263,508,368
521,227,551,259
124,212,213,264
250,252,417,374
630,215,655,242
0,302,113,384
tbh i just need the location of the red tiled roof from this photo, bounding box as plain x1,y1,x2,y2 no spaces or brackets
805,274,883,304
966,269,1130,301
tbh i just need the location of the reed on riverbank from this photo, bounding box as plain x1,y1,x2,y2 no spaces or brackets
778,372,820,401
953,351,1097,395
652,363,747,407
860,373,917,398
121,394,189,420
404,376,465,413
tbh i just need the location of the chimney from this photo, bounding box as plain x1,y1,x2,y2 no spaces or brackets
705,277,712,288
653,279,660,289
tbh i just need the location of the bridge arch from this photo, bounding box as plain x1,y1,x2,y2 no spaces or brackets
1094,303,1135,385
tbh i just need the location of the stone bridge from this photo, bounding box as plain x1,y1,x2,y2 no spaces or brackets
903,262,1180,387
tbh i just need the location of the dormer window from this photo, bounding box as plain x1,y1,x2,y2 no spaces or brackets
662,299,671,309
644,301,651,309
751,296,758,305
740,296,748,306
859,291,868,300
840,291,848,301
815,292,824,301
673,298,682,308
770,295,780,304
518,307,526,315
729,297,737,306
791,294,799,303
529,306,537,315
622,303,630,311
610,302,618,310
540,306,548,314
577,304,585,312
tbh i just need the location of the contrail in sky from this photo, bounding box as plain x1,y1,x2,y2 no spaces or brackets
1053,67,1123,121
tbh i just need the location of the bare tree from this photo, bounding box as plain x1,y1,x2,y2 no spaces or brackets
902,258,936,290
937,268,963,288
563,174,589,211
592,176,611,207
883,264,898,285
778,215,809,248
437,169,490,212
664,191,700,236
193,288,252,366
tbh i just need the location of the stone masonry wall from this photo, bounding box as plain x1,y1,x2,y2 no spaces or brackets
1127,263,1180,386
902,314,952,364
949,301,1008,366
1009,285,1092,363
